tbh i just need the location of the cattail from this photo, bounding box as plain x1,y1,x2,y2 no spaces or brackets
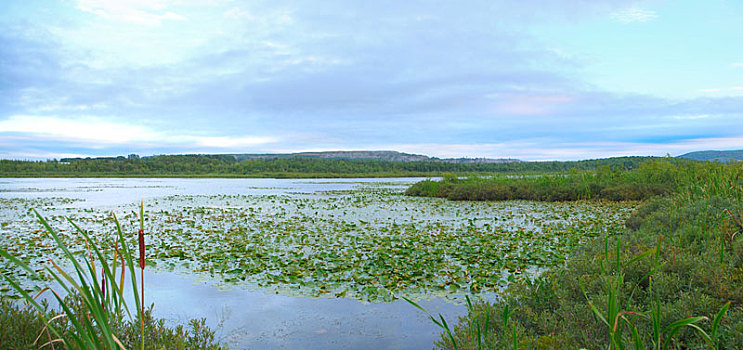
101,266,106,311
139,201,145,350
138,228,145,270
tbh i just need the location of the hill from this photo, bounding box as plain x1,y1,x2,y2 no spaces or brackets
677,150,743,162
229,150,520,164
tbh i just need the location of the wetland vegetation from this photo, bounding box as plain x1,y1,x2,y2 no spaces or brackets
1,158,741,349
421,159,743,349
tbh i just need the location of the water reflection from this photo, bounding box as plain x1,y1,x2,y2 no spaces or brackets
142,270,468,350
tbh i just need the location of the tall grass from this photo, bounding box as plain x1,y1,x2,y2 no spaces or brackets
0,203,227,349
0,209,143,349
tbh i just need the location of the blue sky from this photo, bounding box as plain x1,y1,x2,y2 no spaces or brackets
0,0,741,161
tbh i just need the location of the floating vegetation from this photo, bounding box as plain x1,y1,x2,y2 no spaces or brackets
1,185,635,303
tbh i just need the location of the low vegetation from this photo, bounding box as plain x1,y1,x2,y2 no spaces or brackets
0,298,225,350
405,159,685,202
3,157,739,349
420,159,743,349
0,205,226,349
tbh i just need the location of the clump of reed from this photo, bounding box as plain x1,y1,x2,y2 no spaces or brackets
0,207,143,349
0,202,227,349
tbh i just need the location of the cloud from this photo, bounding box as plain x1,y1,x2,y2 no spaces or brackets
733,62,743,68
486,93,574,116
0,115,159,144
0,115,278,150
612,7,658,24
223,8,257,21
1,0,741,161
388,136,743,161
75,0,186,25
184,136,279,149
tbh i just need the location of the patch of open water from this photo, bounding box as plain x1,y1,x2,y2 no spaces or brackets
2,177,475,350
1,177,634,349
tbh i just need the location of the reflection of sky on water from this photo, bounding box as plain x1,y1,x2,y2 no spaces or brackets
142,270,470,350
2,177,471,350
0,178,419,209
34,265,471,350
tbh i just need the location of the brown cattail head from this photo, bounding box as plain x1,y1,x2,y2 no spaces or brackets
101,266,106,310
138,228,145,270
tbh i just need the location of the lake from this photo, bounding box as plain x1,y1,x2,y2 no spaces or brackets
0,178,635,349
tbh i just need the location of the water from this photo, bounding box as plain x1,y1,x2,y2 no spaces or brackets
142,269,465,350
0,177,469,350
1,177,634,349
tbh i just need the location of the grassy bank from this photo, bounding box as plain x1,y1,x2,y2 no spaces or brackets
427,160,743,348
405,159,686,202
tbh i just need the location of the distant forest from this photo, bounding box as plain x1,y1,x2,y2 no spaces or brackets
0,154,666,178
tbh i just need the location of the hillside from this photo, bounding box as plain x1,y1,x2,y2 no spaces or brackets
229,150,520,164
677,150,743,162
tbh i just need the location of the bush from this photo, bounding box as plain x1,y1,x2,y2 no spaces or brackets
433,162,743,349
600,183,671,201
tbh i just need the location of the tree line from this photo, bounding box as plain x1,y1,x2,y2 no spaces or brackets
0,154,663,177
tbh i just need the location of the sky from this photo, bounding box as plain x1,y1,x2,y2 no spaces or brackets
0,0,741,161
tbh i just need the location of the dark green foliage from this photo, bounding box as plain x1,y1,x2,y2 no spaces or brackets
0,298,52,350
436,160,743,349
625,197,672,231
1,155,662,178
0,297,227,350
407,159,685,202
599,183,672,201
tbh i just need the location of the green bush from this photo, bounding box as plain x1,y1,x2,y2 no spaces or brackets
432,161,743,349
599,183,671,201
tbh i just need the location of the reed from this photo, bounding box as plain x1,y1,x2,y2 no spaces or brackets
0,202,152,349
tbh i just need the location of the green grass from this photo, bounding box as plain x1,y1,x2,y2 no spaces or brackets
421,159,743,349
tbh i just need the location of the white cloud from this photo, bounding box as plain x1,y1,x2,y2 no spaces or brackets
224,7,256,20
699,88,721,92
188,136,278,148
75,0,186,25
486,93,574,116
0,115,278,149
612,7,658,24
0,115,159,144
387,136,743,161
733,62,743,68
671,114,710,120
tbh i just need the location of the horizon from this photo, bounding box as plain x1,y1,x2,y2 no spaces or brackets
1,1,742,161
5,148,735,163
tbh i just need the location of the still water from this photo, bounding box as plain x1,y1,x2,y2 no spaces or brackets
1,178,468,350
